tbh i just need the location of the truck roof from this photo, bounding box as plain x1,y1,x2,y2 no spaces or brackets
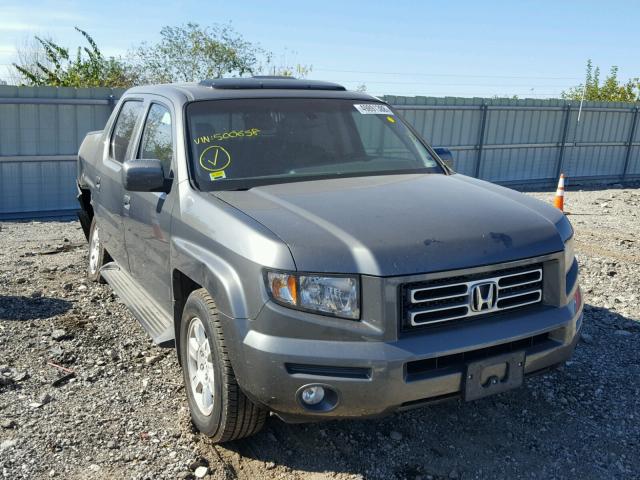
125,77,378,103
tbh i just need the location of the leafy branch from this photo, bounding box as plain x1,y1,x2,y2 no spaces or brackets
12,27,136,87
562,60,639,103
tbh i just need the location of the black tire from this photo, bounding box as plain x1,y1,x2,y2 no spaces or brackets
179,288,267,443
87,217,109,283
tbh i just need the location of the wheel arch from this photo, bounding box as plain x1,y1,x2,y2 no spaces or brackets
171,243,252,364
77,185,94,241
171,239,251,317
172,268,202,363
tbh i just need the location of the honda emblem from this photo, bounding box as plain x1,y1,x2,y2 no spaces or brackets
470,282,497,312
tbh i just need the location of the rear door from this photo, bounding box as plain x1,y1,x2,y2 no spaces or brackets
94,99,145,269
123,98,176,313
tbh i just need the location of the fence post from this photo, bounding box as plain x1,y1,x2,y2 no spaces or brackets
622,106,639,180
555,104,572,179
474,103,488,178
107,94,115,111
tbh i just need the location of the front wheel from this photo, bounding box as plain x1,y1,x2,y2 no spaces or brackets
179,288,267,443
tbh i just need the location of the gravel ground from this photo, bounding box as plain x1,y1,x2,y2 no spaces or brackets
1,185,639,480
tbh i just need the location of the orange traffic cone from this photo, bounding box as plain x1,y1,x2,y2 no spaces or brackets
553,173,565,212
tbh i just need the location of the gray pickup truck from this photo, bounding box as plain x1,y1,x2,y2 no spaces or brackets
76,77,583,443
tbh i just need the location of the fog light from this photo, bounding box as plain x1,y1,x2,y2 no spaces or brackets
301,385,325,405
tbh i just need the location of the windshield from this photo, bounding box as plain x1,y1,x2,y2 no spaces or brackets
186,98,443,190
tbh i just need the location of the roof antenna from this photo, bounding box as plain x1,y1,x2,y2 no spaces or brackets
577,83,586,123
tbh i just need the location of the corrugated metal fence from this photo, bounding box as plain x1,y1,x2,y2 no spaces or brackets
384,95,640,185
0,86,125,218
1,87,639,218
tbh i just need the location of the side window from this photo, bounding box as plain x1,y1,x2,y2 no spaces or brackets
138,104,174,177
110,100,144,162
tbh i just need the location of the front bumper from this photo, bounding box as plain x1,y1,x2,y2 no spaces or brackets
225,298,583,422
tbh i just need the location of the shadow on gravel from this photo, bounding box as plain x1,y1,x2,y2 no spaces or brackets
0,295,72,320
215,304,639,479
584,303,639,330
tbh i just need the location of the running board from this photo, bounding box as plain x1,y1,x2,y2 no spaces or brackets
100,262,174,345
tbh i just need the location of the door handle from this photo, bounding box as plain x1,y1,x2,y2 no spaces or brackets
123,194,131,208
95,176,101,191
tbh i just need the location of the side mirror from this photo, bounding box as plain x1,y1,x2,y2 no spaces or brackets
434,147,454,170
122,159,167,192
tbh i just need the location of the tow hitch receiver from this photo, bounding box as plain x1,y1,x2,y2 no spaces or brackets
464,351,525,401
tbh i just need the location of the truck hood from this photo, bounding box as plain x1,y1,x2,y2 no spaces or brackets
214,173,571,276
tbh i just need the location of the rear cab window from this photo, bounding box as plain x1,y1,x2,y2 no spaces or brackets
109,100,144,162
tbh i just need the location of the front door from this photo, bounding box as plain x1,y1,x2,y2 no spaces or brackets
94,99,145,269
123,100,175,314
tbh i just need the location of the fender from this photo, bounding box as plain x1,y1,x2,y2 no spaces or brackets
171,236,252,319
170,235,279,371
170,183,296,319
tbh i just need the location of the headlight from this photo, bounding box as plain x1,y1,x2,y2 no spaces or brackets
564,236,575,273
266,270,360,320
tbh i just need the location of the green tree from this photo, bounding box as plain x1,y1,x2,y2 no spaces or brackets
562,60,639,102
12,27,136,87
131,23,269,83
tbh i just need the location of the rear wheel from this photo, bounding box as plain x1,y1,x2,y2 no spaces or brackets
179,288,267,443
87,217,109,283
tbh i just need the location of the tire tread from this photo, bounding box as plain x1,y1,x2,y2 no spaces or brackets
189,289,267,442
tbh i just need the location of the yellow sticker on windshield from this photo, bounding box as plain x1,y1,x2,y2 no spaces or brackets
199,145,231,177
209,170,226,181
386,116,395,123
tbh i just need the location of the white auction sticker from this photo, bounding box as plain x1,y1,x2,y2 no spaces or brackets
353,104,394,115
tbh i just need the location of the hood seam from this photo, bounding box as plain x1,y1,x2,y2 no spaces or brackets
212,193,299,271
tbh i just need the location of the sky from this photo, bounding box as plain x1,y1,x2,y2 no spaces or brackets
0,0,638,98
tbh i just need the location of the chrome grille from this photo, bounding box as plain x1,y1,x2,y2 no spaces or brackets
402,265,543,328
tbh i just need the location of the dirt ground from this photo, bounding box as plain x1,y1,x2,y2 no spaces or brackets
1,185,639,480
